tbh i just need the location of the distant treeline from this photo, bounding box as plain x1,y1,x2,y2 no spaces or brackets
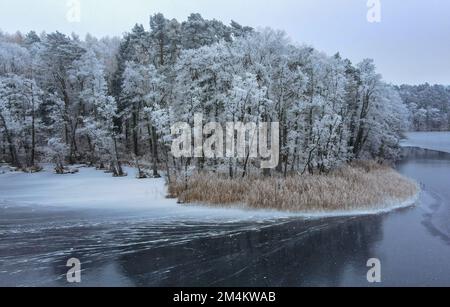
397,84,450,132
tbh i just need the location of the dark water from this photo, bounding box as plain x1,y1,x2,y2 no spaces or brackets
1,148,450,287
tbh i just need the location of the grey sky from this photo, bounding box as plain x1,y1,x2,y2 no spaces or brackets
1,0,449,85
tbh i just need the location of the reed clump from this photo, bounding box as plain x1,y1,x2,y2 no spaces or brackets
168,161,419,213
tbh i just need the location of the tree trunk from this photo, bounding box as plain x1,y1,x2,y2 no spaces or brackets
133,109,139,157
0,113,21,168
30,105,36,167
151,126,160,177
113,136,124,177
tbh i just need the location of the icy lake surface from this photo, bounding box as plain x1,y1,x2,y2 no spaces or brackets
1,133,450,286
401,131,450,153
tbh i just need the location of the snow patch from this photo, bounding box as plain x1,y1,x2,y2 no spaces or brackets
0,164,419,221
0,165,293,222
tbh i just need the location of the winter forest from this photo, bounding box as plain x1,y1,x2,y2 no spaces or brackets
398,84,450,132
0,13,439,178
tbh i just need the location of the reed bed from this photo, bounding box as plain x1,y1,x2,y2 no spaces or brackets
168,161,419,213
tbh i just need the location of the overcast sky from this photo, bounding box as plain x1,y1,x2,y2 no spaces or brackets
1,0,449,85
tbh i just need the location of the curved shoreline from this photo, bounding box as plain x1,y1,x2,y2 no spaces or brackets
288,194,420,218
186,192,421,219
172,162,420,218
401,132,450,155
1,162,420,219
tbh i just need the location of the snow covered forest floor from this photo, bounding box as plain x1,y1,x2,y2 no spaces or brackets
0,161,418,218
0,164,298,221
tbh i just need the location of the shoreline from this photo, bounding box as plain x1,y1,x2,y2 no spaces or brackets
400,132,450,154
184,193,420,219
0,161,420,219
170,161,420,216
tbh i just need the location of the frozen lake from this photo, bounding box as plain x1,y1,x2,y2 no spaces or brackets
2,134,450,286
401,131,450,154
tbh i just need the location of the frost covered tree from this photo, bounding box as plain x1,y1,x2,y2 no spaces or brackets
71,48,124,175
0,13,412,177
0,75,44,169
36,32,86,163
398,83,450,131
122,61,165,177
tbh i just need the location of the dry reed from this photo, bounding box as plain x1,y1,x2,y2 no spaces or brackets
168,161,419,213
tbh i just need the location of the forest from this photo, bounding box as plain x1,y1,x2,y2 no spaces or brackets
397,84,450,132
0,13,418,179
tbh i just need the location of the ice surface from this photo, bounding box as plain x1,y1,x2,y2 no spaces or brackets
0,163,418,221
401,132,450,154
0,165,294,222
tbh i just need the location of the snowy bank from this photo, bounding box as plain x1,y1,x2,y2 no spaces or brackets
0,165,295,222
0,162,419,220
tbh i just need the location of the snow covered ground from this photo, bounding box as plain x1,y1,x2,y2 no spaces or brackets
401,132,450,154
0,163,419,221
0,165,296,222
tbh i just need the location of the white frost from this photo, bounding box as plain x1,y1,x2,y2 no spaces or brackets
0,165,294,222
0,164,418,220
